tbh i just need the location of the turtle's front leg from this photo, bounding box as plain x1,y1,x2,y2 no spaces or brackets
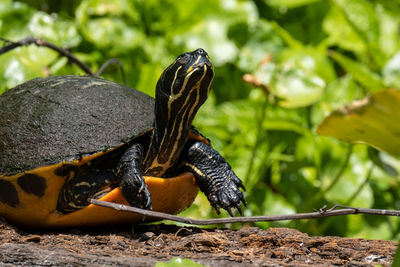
116,143,152,209
180,141,246,216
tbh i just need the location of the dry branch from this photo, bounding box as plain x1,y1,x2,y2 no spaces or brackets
91,199,400,225
0,37,93,75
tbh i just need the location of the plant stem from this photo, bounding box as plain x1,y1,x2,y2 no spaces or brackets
322,144,353,195
304,144,353,210
245,96,268,184
345,165,374,206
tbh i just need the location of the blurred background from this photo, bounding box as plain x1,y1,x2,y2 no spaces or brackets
1,0,400,240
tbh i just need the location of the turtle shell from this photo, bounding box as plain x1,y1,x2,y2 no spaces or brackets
0,75,155,175
0,75,199,228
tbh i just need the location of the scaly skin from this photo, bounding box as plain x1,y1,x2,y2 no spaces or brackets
56,49,245,216
117,143,152,209
180,141,246,216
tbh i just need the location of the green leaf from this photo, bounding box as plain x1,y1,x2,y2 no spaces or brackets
322,4,366,55
154,257,208,267
0,1,33,39
76,0,144,50
312,74,364,125
333,0,386,67
28,12,81,47
383,51,400,89
175,17,238,66
378,7,400,60
174,0,257,66
368,147,398,178
394,242,400,267
237,20,284,72
135,62,163,97
263,120,308,135
333,0,379,45
0,46,58,89
317,89,400,157
279,48,336,83
329,50,385,91
270,21,303,50
252,48,330,108
379,0,400,15
269,62,325,108
265,0,322,9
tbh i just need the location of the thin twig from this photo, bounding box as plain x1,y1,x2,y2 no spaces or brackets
96,58,127,85
242,54,272,95
322,144,354,194
0,37,93,75
345,165,374,205
242,73,270,94
244,96,268,184
90,199,400,226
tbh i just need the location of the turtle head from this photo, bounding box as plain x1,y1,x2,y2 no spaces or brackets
154,48,214,132
155,48,214,123
146,49,214,176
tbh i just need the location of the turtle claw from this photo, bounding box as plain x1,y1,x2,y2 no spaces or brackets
208,180,246,216
239,193,247,207
182,141,246,216
138,184,152,209
236,205,243,216
121,177,152,209
215,207,221,215
226,207,234,217
118,143,152,210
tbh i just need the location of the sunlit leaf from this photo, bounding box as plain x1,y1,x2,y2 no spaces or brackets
379,0,400,15
333,0,378,44
383,51,400,89
392,241,400,267
175,18,238,66
269,63,325,108
265,0,322,9
28,12,81,47
332,0,384,67
1,46,58,89
262,120,308,135
155,257,207,267
322,4,366,55
378,7,400,60
0,1,32,34
252,49,328,108
135,62,163,97
368,147,398,178
76,0,144,50
312,75,364,125
174,0,257,66
329,51,385,91
279,48,336,83
270,21,303,50
237,20,283,72
317,89,400,157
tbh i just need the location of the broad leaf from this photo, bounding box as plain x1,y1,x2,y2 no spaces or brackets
317,89,400,157
265,0,322,9
329,51,385,91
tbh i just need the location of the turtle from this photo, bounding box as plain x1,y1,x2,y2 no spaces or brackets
0,48,246,228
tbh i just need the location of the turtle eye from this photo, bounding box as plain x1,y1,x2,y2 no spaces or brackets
177,53,190,64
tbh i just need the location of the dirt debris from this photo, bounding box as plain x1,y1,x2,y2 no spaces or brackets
0,218,397,266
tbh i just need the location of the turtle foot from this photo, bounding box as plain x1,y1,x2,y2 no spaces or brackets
117,143,152,210
181,141,246,216
205,169,247,216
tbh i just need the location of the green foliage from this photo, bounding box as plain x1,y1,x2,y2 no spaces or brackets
317,90,400,157
1,0,400,241
154,257,207,267
394,245,400,267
